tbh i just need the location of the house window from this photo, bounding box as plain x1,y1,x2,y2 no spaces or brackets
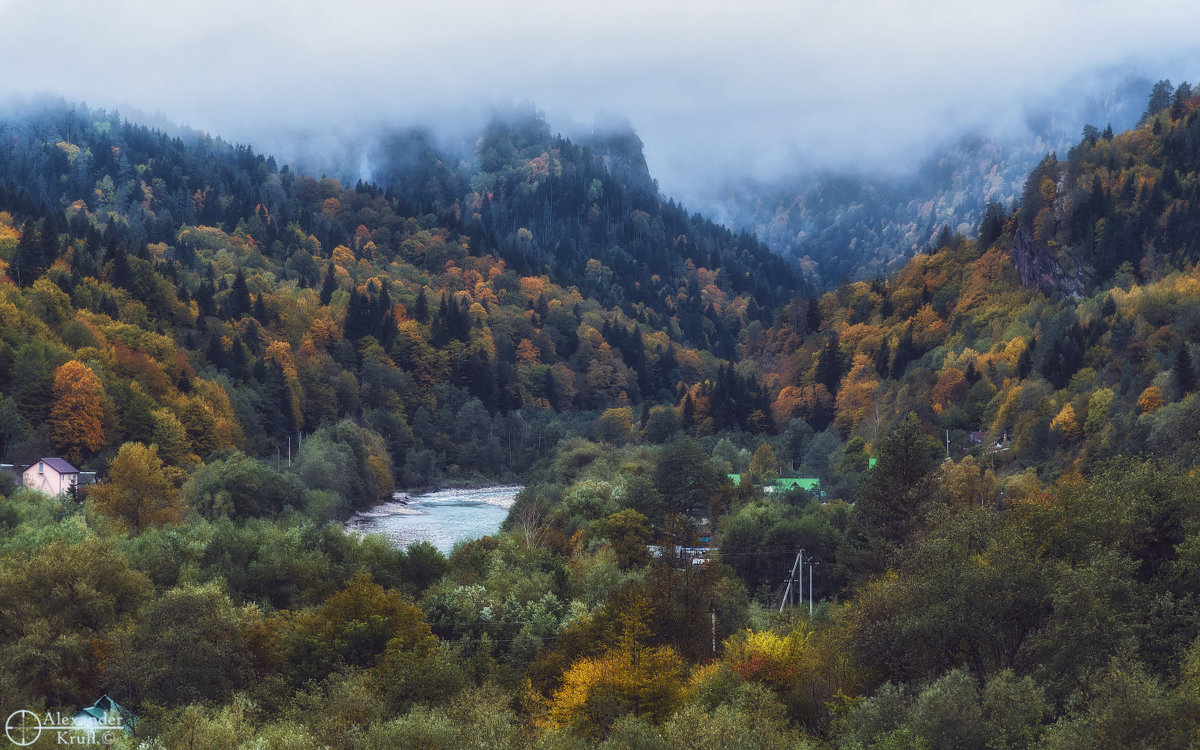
39,462,44,474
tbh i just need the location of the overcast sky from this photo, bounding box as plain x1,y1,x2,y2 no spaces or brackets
4,0,1200,200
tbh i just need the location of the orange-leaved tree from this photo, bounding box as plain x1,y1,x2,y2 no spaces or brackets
49,360,106,464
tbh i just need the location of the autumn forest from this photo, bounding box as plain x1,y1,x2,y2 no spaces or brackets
3,81,1200,748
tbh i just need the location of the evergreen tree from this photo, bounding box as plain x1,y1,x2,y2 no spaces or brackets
844,412,943,578
934,224,952,250
816,335,843,397
1175,347,1195,394
1142,79,1173,124
38,214,59,271
227,269,250,319
1171,81,1192,119
806,297,821,334
680,393,695,432
1017,337,1036,379
110,245,132,289
9,219,41,287
874,339,891,377
412,286,430,323
319,263,336,306
978,202,1006,248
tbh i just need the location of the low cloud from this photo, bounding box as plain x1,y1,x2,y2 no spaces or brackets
3,0,1200,203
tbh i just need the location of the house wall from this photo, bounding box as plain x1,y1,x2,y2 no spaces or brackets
21,463,75,495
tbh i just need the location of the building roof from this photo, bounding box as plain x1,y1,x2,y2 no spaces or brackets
774,477,821,491
75,694,123,721
30,457,79,475
727,473,742,487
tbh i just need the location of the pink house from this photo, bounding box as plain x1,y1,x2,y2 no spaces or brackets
22,457,80,496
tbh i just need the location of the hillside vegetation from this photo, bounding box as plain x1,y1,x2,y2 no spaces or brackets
3,90,1200,748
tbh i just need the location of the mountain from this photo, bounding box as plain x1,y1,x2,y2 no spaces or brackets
0,102,794,489
751,81,1200,496
1011,82,1200,296
709,76,1151,288
364,110,803,355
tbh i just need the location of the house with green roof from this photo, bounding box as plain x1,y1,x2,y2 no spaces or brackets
72,695,134,734
764,476,821,494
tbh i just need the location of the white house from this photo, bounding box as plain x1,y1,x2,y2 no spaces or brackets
21,457,80,496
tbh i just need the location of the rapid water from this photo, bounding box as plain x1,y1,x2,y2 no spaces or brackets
346,486,521,554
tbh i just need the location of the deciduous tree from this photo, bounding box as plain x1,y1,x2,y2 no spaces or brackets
89,442,183,530
49,360,106,464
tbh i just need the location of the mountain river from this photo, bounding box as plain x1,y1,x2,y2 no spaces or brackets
346,485,521,554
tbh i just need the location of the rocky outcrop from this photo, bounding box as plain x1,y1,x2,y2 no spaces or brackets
1009,226,1089,298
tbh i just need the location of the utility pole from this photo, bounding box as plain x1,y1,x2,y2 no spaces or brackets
780,548,804,614
711,607,717,655
809,560,819,616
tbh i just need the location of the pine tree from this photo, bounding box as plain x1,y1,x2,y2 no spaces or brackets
806,297,821,334
874,339,891,377
227,269,250,319
1017,337,1036,379
413,286,429,323
1175,347,1195,394
816,335,843,397
680,393,695,432
320,263,336,305
9,219,42,287
38,214,59,271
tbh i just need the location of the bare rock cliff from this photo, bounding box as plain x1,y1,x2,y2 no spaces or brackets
1009,226,1088,297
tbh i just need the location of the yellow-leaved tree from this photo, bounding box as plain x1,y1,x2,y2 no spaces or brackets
749,441,779,483
1050,403,1082,440
89,442,183,531
543,593,685,737
49,360,106,464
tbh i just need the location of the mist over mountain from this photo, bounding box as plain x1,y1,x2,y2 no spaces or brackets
209,71,1168,290
695,73,1156,287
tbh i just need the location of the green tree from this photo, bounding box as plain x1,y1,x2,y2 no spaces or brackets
844,413,943,578
151,407,193,466
0,537,151,706
594,509,652,569
653,438,722,517
182,451,304,518
106,582,252,707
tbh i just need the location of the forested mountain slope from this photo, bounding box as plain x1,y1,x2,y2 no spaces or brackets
754,82,1200,488
714,77,1152,289
0,102,789,486
7,87,1200,748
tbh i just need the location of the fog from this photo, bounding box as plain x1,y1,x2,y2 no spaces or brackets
4,0,1200,205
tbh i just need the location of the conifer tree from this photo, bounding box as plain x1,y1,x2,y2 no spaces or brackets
1175,347,1195,394
319,263,336,305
